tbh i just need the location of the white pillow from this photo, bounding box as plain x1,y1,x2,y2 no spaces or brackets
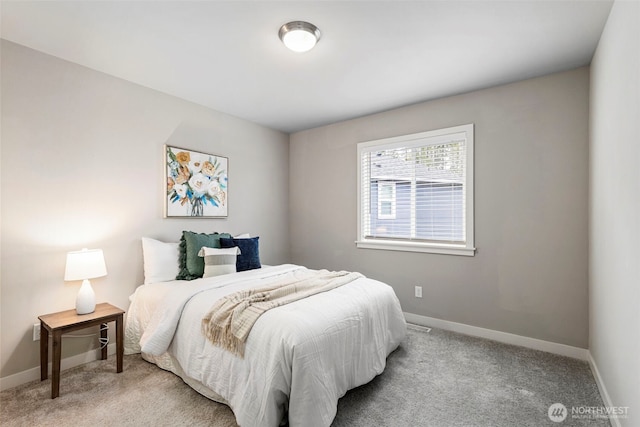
234,233,251,238
198,246,241,278
141,237,180,284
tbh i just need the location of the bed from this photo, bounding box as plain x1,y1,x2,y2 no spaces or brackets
124,263,406,427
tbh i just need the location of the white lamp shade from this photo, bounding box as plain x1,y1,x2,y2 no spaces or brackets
64,248,107,281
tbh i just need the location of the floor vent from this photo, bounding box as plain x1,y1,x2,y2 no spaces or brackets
407,323,432,333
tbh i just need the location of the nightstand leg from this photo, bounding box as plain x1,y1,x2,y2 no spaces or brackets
116,314,123,373
51,330,62,399
100,323,108,360
40,324,48,380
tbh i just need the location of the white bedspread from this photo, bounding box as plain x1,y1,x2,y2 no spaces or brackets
125,264,406,427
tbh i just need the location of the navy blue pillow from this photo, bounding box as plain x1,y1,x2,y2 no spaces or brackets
220,237,261,272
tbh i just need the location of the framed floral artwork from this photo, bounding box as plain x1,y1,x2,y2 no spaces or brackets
165,145,228,218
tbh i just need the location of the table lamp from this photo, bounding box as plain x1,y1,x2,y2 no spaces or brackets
64,248,107,314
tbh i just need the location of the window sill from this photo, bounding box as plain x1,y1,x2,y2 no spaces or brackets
355,240,476,256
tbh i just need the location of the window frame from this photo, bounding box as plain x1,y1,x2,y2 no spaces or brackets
356,124,475,256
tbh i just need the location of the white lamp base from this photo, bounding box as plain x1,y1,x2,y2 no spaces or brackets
76,279,96,315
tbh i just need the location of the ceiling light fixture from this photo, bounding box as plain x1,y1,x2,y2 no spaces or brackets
278,21,321,53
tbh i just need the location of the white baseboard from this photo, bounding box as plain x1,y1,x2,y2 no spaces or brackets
403,312,589,361
588,353,622,427
0,343,117,392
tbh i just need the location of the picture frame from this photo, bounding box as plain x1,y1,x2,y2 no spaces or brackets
164,145,228,218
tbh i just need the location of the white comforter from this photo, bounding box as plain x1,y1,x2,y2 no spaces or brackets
125,264,406,427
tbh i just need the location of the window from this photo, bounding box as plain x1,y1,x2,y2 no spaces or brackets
377,181,396,219
357,124,475,256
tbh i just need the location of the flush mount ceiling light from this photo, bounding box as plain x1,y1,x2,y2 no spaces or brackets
278,21,321,53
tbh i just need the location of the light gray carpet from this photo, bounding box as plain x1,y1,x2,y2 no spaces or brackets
1,325,608,427
333,325,608,427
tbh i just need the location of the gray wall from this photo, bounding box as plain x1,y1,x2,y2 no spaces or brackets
290,67,589,348
589,0,640,423
0,41,290,378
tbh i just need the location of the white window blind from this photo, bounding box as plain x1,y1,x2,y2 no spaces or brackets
357,124,475,256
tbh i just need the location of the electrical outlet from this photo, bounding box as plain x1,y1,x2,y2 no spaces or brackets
33,323,41,341
414,286,423,298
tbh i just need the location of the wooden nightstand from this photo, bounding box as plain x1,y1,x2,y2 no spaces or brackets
38,303,125,398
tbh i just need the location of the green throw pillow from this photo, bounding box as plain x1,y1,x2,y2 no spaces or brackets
176,231,232,280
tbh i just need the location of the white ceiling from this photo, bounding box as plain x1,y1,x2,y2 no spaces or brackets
1,1,613,133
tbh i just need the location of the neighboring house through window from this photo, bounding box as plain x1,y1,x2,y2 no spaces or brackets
377,181,396,219
357,124,475,256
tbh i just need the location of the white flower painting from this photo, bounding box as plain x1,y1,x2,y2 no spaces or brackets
165,145,228,217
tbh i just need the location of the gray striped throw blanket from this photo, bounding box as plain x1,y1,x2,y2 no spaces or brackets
202,268,364,357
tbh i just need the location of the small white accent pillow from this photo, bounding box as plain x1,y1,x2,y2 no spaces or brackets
234,233,251,238
141,237,180,284
198,246,241,278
